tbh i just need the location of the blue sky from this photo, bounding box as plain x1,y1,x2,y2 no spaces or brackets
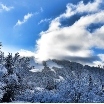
0,0,104,66
0,0,75,51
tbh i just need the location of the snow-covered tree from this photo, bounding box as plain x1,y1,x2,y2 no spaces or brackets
0,42,2,49
0,43,4,64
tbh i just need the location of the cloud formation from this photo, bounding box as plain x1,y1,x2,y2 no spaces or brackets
15,13,33,26
38,18,51,25
0,3,13,12
35,0,104,66
19,49,35,57
93,54,104,67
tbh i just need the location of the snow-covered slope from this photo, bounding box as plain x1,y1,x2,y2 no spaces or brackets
1,57,104,103
13,58,104,103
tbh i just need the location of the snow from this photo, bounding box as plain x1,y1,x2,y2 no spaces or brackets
0,82,6,88
58,76,65,81
46,59,62,69
11,101,30,103
35,87,44,91
30,59,62,73
50,68,56,73
1,57,104,103
5,73,19,85
0,89,4,99
29,57,44,72
0,64,7,75
30,68,43,72
0,82,6,99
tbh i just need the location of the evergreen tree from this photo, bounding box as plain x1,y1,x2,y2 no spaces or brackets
0,42,2,49
5,53,14,75
0,42,4,64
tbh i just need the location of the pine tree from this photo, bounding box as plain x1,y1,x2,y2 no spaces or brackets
89,75,93,91
0,42,2,49
5,53,14,75
2,52,22,102
0,42,4,64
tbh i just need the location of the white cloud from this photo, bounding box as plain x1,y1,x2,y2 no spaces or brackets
1,46,35,57
44,0,102,32
54,0,102,21
35,0,104,65
38,18,51,25
76,0,102,13
73,11,104,28
92,25,104,49
18,49,35,57
92,54,104,67
0,3,14,12
15,13,33,26
1,46,20,56
98,54,104,62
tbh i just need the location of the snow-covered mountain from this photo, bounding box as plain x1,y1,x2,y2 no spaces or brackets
14,58,104,103
0,56,104,103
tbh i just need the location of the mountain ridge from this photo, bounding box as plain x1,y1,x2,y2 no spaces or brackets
0,55,104,103
14,58,104,103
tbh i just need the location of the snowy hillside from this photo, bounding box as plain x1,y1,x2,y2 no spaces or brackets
0,55,104,103
14,58,104,103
